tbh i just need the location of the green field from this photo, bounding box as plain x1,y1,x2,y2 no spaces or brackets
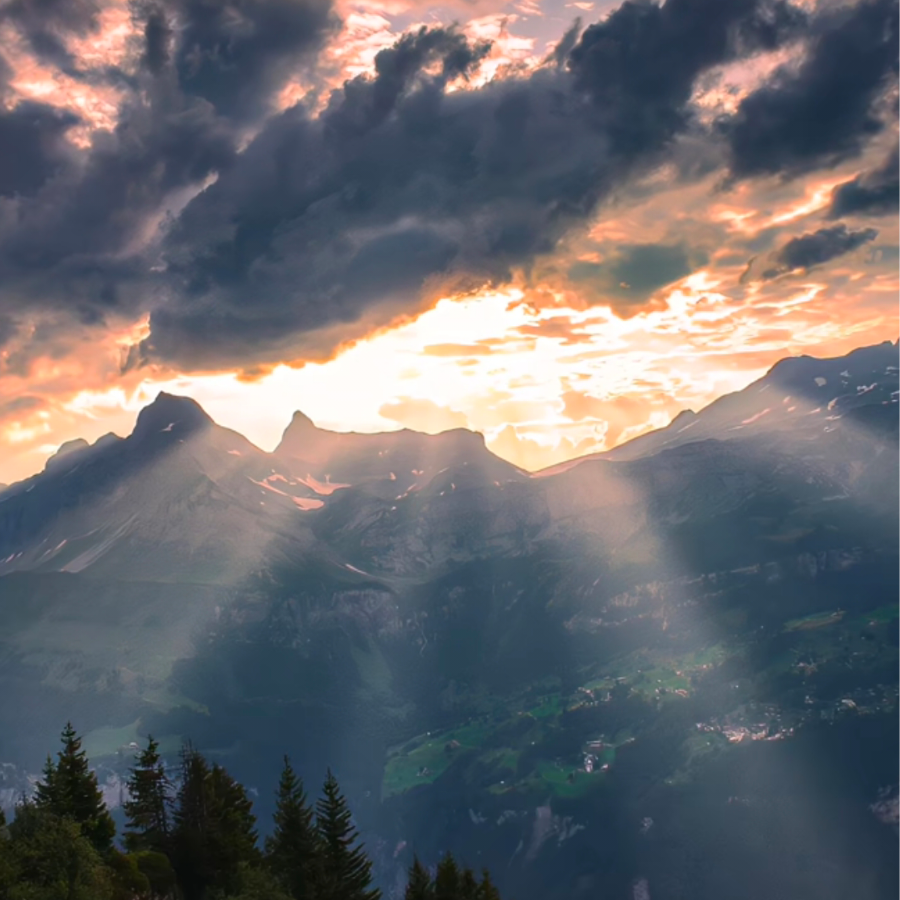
784,610,845,631
382,721,491,799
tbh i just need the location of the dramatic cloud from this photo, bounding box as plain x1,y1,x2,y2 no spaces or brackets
164,0,338,123
762,223,879,279
0,99,79,198
142,0,807,368
827,147,899,218
724,0,899,179
0,0,103,72
0,0,337,357
0,0,897,484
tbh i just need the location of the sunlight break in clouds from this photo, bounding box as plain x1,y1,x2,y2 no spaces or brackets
0,0,896,484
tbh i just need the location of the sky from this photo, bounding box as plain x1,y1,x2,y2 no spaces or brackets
0,0,897,483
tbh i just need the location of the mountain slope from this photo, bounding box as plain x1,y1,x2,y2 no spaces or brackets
538,339,899,472
0,393,326,582
0,344,896,900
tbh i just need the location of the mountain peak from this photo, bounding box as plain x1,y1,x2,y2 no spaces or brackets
131,392,214,441
287,410,318,433
44,438,90,473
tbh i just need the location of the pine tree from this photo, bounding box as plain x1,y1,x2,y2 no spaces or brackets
315,770,380,900
208,762,260,881
433,853,461,900
33,755,58,810
459,865,480,900
33,722,116,853
477,869,502,900
171,744,217,900
171,743,260,900
124,735,172,854
404,856,433,900
266,755,322,899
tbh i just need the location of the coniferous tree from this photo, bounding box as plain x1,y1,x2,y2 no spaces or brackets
477,869,502,900
33,722,116,853
404,856,434,900
459,866,480,900
9,724,510,900
208,761,260,881
124,735,172,854
315,770,380,900
172,743,260,900
266,755,322,899
33,755,58,810
433,853,461,900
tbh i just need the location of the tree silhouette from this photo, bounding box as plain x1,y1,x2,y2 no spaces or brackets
266,755,323,898
124,735,172,854
316,769,381,900
33,722,115,853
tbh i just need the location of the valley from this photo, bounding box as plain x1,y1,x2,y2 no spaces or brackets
0,341,896,899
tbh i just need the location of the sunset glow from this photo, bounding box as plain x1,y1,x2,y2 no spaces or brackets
0,0,896,485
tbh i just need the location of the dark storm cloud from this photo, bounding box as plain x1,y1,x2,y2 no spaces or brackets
139,2,174,75
141,0,805,368
166,0,338,123
761,224,879,279
724,0,899,180
0,100,79,198
0,0,335,334
0,0,879,373
0,0,102,72
826,147,899,219
567,244,700,304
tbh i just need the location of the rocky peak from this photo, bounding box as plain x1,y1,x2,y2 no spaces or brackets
131,392,214,442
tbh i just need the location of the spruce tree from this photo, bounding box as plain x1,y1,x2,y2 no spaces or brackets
434,853,461,900
266,755,322,899
33,722,116,853
172,743,260,900
477,869,502,900
124,735,172,854
404,856,433,900
171,744,217,900
315,770,380,900
459,865,480,900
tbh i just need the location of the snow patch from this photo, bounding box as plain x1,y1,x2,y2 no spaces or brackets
161,422,176,432
297,474,350,495
740,408,771,426
291,496,324,511
814,377,827,386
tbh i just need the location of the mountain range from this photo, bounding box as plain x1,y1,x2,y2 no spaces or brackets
0,340,897,900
